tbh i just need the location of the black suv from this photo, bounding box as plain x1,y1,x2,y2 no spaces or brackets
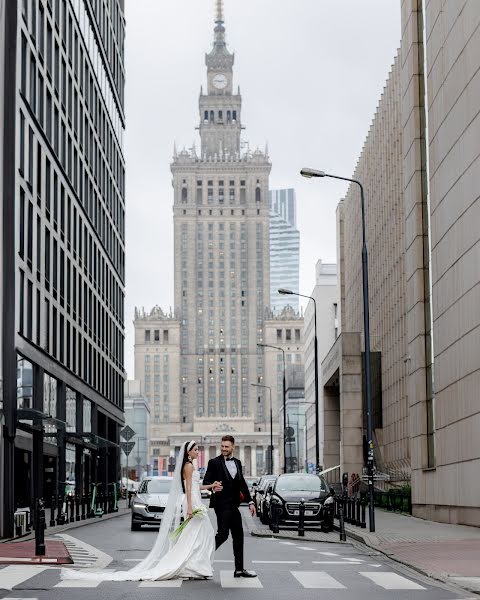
265,473,334,532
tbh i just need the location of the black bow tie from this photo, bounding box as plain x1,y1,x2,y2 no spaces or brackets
226,458,234,461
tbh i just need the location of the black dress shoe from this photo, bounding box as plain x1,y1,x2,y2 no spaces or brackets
234,569,257,578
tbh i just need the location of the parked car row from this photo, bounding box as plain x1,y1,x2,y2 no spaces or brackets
252,473,335,532
130,472,334,534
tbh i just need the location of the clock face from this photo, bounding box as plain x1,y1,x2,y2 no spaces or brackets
212,73,228,89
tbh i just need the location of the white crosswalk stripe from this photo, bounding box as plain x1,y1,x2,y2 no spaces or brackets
360,571,427,590
139,580,183,587
0,566,49,590
292,570,346,589
54,579,101,587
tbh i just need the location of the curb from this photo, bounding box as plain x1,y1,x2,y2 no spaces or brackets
251,529,350,544
1,509,130,545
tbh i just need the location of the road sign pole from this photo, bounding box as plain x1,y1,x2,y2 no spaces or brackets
126,452,129,508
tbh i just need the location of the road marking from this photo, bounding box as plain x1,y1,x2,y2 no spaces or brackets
279,541,297,545
360,571,427,590
296,546,316,551
312,560,364,565
318,551,339,556
124,559,142,562
139,580,183,587
0,566,49,590
368,563,382,567
214,559,234,563
220,571,263,588
252,560,300,564
54,580,101,588
292,571,346,589
341,557,364,563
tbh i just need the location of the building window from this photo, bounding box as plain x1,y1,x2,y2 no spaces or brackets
145,330,150,342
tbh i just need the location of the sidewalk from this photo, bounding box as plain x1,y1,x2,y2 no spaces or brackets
343,510,480,594
0,506,130,564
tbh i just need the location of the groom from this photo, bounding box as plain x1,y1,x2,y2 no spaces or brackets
203,435,257,578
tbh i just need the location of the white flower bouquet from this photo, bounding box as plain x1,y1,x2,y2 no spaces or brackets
170,505,208,540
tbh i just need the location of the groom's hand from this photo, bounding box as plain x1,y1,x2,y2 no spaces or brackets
212,481,223,492
249,502,256,517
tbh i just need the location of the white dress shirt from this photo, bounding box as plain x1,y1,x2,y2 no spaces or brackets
224,456,237,479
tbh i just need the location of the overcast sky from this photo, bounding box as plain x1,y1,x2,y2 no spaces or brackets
123,0,401,378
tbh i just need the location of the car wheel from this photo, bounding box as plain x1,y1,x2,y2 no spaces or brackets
131,520,141,531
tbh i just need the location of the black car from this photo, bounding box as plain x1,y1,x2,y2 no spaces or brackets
265,473,335,532
253,475,276,514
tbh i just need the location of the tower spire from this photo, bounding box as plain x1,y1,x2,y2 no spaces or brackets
215,0,224,24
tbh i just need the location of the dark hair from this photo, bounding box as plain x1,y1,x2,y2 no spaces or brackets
181,442,196,492
221,435,235,444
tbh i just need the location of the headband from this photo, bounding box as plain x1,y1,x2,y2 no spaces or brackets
187,440,196,451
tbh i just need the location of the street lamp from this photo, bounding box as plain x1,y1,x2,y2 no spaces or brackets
278,288,320,474
251,383,273,474
257,343,287,473
301,166,375,532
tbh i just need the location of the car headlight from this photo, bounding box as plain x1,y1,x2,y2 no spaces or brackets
132,502,147,509
323,496,334,505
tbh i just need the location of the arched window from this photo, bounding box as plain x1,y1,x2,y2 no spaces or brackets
218,110,223,121
232,110,237,122
227,111,231,123
255,187,261,203
209,110,214,123
181,187,188,203
204,110,208,122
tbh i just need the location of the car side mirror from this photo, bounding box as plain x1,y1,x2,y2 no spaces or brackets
252,482,257,487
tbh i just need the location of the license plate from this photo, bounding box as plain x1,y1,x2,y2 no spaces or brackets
294,510,314,516
154,514,162,519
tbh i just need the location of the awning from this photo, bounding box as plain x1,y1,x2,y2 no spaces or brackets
17,408,67,429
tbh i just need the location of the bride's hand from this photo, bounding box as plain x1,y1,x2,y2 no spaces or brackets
187,506,193,519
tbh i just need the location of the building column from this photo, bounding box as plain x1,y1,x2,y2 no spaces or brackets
251,446,257,477
239,445,245,468
32,365,45,505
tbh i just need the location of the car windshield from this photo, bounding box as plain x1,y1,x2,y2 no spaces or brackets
141,479,172,494
275,475,328,493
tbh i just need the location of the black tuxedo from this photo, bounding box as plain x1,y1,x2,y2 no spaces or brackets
203,455,252,570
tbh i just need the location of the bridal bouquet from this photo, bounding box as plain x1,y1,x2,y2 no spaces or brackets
170,505,208,540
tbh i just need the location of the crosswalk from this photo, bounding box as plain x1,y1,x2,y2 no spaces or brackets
0,564,435,591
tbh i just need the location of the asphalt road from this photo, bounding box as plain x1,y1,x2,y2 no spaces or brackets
0,507,473,600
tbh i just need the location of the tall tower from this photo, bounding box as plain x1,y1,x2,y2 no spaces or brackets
171,3,273,473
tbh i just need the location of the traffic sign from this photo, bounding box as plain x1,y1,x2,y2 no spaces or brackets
120,425,136,441
120,441,135,456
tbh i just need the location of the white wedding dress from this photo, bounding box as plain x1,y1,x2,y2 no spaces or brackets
61,467,215,582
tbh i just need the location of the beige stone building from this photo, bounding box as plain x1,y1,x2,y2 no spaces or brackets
323,1,480,526
133,306,180,472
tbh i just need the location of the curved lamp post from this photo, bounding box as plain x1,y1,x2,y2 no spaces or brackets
257,343,287,473
278,288,320,474
300,167,375,532
251,383,273,474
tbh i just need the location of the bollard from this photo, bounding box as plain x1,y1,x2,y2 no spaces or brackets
356,497,361,526
360,497,367,529
352,497,358,526
75,495,81,521
50,496,56,527
35,499,46,556
69,496,75,523
56,495,66,525
81,495,86,520
270,503,280,534
345,496,350,524
298,499,305,537
338,499,347,542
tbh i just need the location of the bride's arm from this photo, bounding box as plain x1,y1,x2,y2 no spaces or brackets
183,462,194,519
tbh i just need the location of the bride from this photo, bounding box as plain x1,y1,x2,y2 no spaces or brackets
61,440,222,581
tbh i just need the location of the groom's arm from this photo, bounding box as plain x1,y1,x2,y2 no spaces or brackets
203,458,216,485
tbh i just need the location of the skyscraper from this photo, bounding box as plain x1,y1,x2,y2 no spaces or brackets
269,189,300,313
1,0,125,538
170,4,274,474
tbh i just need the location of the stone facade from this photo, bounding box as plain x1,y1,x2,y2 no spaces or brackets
402,0,480,526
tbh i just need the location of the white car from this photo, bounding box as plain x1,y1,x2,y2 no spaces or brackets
131,476,172,531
